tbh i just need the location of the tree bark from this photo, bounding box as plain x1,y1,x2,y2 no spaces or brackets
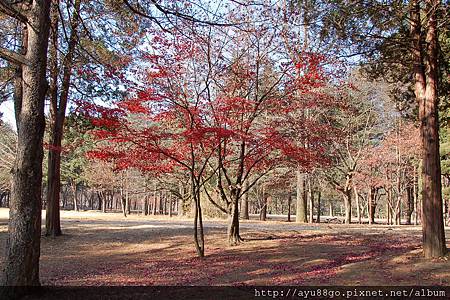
178,182,184,217
342,173,352,224
125,189,130,215
45,0,81,237
101,191,106,213
192,178,204,257
343,191,351,224
308,179,314,223
120,186,127,217
45,1,61,237
72,181,78,211
260,190,267,221
168,195,173,217
295,169,307,222
143,196,148,216
316,191,321,223
241,181,249,220
410,0,446,257
413,165,419,225
1,0,52,286
287,193,292,222
406,186,414,225
228,190,241,245
368,187,376,225
386,198,391,225
152,185,157,215
354,186,361,224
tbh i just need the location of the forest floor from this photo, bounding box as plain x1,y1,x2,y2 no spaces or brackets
0,208,449,286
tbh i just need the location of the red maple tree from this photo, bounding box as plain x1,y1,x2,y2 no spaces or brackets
78,28,340,255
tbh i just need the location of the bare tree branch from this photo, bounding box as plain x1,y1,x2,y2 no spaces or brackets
0,47,29,65
0,0,28,23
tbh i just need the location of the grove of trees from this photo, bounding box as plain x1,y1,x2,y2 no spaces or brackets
0,0,449,288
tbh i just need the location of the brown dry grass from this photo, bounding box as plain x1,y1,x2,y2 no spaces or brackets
0,208,449,286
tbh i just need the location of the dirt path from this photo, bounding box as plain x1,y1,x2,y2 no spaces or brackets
0,208,449,286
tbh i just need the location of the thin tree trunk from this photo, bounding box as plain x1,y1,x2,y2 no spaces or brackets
368,187,375,225
97,192,102,211
101,191,106,213
178,182,184,217
169,195,172,217
125,189,130,215
45,1,61,237
287,193,292,222
295,169,307,222
72,182,78,212
260,189,267,221
316,191,321,223
163,191,167,215
406,187,414,225
414,165,418,225
143,196,148,216
241,181,249,220
354,186,361,224
45,0,81,237
152,185,157,215
192,178,204,257
120,186,127,217
386,198,391,225
308,179,314,223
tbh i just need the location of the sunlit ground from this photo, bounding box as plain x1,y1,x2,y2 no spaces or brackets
0,208,449,286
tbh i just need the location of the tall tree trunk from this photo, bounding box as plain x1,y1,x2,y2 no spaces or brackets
406,187,414,225
143,196,148,216
316,191,321,223
410,0,446,257
387,187,393,225
192,178,204,257
386,198,391,225
45,1,61,237
168,195,173,217
1,0,52,286
295,169,307,222
354,186,361,224
343,191,351,224
368,187,376,225
152,185,157,215
177,182,184,217
241,181,249,220
287,193,292,222
97,192,102,211
125,189,130,215
101,191,106,213
341,173,352,224
308,179,314,223
163,192,167,215
414,165,419,225
260,190,267,221
72,181,78,211
159,191,163,214
120,186,127,217
45,0,81,237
